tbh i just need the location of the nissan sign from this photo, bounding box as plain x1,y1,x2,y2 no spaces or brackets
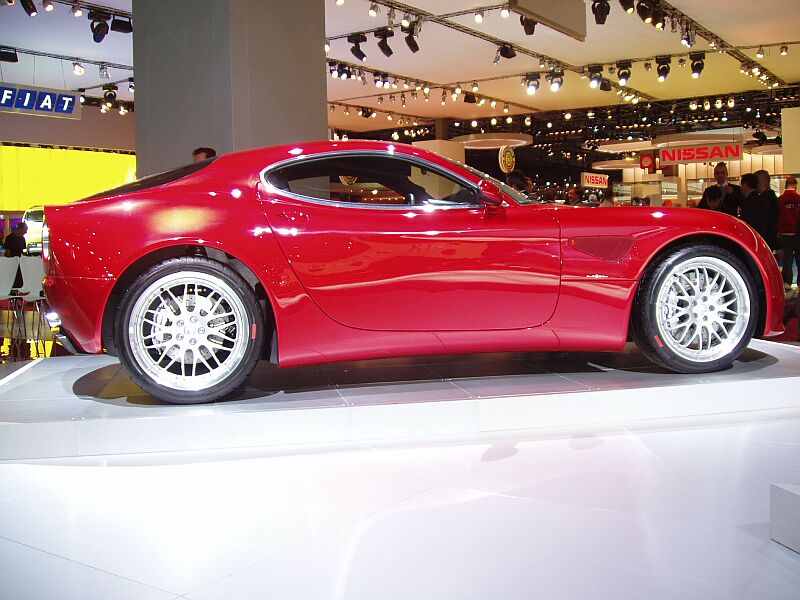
581,172,609,189
659,144,742,165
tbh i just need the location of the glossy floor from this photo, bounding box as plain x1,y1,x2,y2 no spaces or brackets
1,410,800,599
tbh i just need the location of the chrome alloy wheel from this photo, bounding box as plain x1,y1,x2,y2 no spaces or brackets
128,271,250,391
655,256,751,363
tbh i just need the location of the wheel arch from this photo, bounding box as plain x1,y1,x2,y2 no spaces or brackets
638,233,768,337
101,244,277,359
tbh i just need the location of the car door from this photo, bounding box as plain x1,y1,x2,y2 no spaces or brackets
259,151,560,332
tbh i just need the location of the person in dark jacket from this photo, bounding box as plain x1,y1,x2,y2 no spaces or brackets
698,162,743,216
740,173,768,240
755,169,780,249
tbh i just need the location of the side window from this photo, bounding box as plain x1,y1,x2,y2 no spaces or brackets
266,155,476,207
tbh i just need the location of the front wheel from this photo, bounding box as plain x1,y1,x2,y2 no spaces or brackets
632,244,758,373
115,257,264,404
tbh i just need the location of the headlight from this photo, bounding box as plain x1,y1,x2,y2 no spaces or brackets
41,222,50,261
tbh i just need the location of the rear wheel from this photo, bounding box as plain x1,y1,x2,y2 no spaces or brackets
632,244,757,373
116,257,264,404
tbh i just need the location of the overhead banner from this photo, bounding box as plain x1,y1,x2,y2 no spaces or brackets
0,84,81,120
659,144,742,165
581,172,609,189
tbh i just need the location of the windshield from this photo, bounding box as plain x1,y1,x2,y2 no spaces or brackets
445,159,535,205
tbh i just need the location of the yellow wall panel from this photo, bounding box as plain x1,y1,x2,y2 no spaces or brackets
0,147,137,212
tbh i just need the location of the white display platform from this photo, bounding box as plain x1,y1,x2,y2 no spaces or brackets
771,483,800,554
2,340,800,460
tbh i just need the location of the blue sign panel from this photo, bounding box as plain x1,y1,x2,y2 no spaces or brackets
0,84,81,120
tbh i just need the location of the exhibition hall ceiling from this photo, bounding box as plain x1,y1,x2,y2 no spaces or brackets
0,0,798,132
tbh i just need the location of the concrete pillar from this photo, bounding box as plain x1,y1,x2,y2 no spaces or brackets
132,0,327,176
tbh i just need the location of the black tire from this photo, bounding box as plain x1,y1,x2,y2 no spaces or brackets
115,257,264,404
631,244,758,373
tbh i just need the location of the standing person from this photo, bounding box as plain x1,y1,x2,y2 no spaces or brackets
755,169,780,249
192,147,217,163
779,176,800,288
699,162,743,216
3,222,27,289
740,173,768,240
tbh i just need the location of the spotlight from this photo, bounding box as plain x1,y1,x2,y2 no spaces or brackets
616,60,632,85
405,22,419,53
89,11,111,43
599,78,612,91
368,2,378,17
703,98,711,111
656,56,670,82
651,5,665,29
0,47,19,63
324,40,330,53
636,1,652,23
72,61,84,75
520,16,537,35
118,104,128,115
591,1,610,25
689,99,698,110
501,5,510,18
619,0,635,13
335,0,343,5
727,96,735,108
78,88,85,103
375,28,394,57
499,44,516,59
524,116,531,126
780,44,788,56
71,1,81,17
714,98,723,109
471,82,479,92
548,70,564,92
525,73,540,95
756,46,765,59
464,92,477,103
43,0,53,11
110,16,133,34
454,83,462,95
503,103,510,113
20,0,37,16
128,78,134,92
588,65,603,89
98,64,109,78
690,52,705,78
347,33,367,61
102,84,117,105
400,13,411,28
474,10,483,23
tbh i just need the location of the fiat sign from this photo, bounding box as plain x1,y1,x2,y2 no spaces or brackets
581,172,609,189
660,144,742,165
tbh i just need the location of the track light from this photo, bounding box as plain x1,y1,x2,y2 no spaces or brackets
714,98,723,109
619,0,635,13
548,70,564,92
474,10,483,23
0,47,18,63
405,29,419,53
98,64,109,78
401,13,411,28
471,82,479,92
756,46,764,59
524,73,540,95
501,5,510,18
690,52,705,78
78,88,85,103
520,16,537,35
368,2,378,17
599,78,612,91
43,0,53,11
499,44,516,59
588,65,603,89
347,33,367,61
591,1,610,25
335,0,344,5
652,5,665,29
703,98,711,110
616,61,632,85
636,1,652,24
454,83,462,95
464,92,477,104
503,103,510,113
89,11,111,43
110,16,133,34
656,56,670,82
780,44,788,56
128,78,134,93
689,99,698,111
375,28,394,57
727,96,735,108
71,2,81,17
72,61,84,75
102,84,117,106
20,0,37,17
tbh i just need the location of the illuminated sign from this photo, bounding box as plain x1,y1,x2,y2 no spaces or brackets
498,145,516,173
659,144,742,165
581,172,609,189
0,84,81,120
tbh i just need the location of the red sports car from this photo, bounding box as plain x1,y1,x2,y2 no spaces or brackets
43,141,784,404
